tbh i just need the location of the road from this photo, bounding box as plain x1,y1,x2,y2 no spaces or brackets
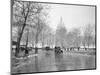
11,49,96,74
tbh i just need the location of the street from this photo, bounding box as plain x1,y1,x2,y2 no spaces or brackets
11,49,96,74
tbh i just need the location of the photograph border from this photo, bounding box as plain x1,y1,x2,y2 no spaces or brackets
10,0,97,74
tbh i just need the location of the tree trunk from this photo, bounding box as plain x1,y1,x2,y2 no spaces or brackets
25,30,29,56
61,40,66,50
87,43,89,50
35,15,40,54
15,23,26,57
35,32,38,54
41,41,44,49
15,2,30,57
26,30,29,48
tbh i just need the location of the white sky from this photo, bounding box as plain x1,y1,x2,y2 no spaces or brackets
47,4,95,31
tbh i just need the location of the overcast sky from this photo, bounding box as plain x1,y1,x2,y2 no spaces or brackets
47,4,95,31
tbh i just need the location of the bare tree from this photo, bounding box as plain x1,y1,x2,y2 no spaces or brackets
31,4,50,53
12,1,49,56
65,28,81,50
34,16,46,53
82,24,95,49
38,25,53,47
72,28,81,47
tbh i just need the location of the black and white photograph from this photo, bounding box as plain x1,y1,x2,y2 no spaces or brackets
11,0,96,74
